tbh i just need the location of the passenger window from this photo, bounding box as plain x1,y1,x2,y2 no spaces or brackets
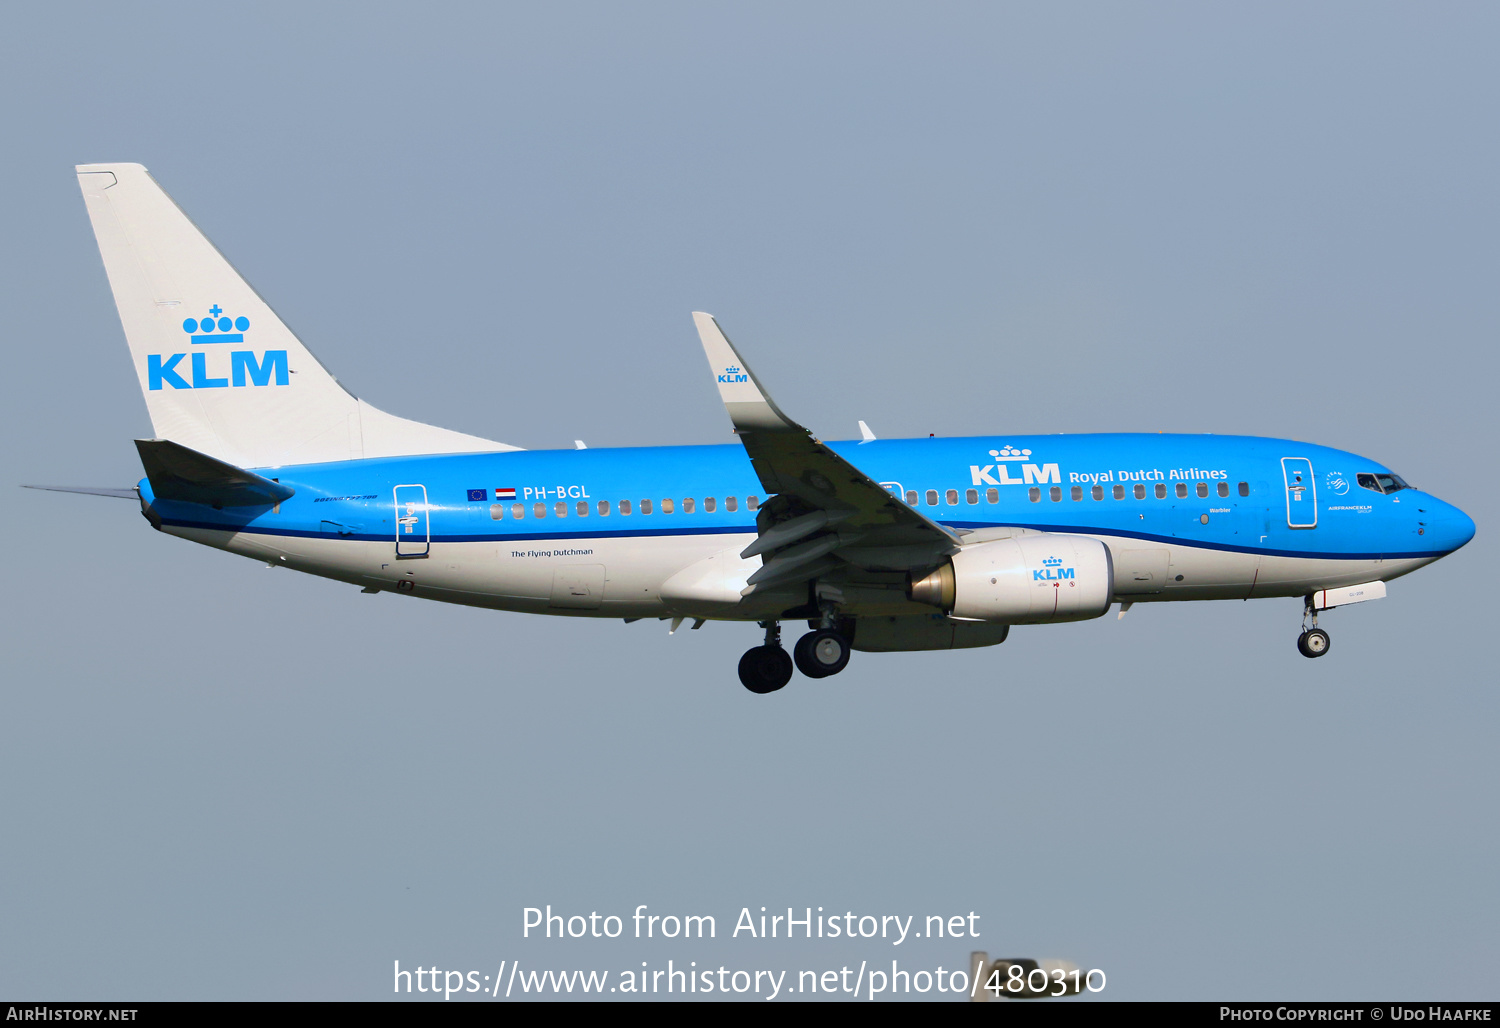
1049,486,1062,502
683,497,695,513
704,496,716,512
725,496,737,512
1028,487,1041,502
1156,483,1167,499
512,503,525,519
554,501,567,517
1217,482,1229,498
1175,483,1188,499
905,490,918,505
945,489,958,505
1071,485,1083,501
1238,481,1249,497
534,502,547,518
577,501,589,516
926,489,939,506
1196,482,1209,498
661,498,674,514
620,499,632,515
490,503,505,520
966,488,978,504
641,499,653,514
1134,484,1146,500
747,496,759,510
1092,485,1104,500
598,500,611,516
985,488,998,503
1114,485,1125,500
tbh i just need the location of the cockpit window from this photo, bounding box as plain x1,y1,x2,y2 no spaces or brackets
1357,472,1412,494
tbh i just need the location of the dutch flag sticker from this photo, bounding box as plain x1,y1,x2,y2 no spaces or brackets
495,487,517,501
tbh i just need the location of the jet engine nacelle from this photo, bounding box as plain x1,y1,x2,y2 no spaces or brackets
910,534,1113,623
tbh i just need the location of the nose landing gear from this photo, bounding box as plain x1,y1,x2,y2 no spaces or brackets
1296,597,1332,658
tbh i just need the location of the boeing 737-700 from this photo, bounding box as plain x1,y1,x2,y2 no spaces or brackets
39,164,1476,693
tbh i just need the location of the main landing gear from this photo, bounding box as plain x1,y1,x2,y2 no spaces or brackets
794,628,851,679
739,622,794,694
1296,597,1331,659
738,620,852,693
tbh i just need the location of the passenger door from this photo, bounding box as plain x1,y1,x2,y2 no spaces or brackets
394,484,430,557
1280,458,1317,529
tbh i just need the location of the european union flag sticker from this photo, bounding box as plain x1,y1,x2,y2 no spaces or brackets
467,489,487,502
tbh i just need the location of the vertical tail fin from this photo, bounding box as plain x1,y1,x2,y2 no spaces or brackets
76,164,518,468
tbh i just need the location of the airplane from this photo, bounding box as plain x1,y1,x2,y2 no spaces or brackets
41,163,1475,694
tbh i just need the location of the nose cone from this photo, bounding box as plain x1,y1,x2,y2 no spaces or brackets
1428,498,1476,554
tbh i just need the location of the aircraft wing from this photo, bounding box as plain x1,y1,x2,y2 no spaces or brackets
692,312,959,592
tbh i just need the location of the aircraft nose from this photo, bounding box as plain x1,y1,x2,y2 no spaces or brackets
1428,499,1476,554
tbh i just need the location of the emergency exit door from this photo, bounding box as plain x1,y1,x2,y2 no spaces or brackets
1280,458,1317,529
394,484,430,557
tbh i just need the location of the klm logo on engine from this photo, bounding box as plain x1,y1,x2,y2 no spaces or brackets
147,304,289,391
971,445,1060,487
1035,555,1075,581
718,364,749,384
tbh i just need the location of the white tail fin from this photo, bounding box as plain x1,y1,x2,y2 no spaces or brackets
76,164,519,468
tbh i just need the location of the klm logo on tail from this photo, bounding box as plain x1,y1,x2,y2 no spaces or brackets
718,365,749,384
147,305,289,391
1035,555,1075,581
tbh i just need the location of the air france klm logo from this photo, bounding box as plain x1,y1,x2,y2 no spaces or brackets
971,446,1060,487
718,365,749,384
147,305,289,391
1035,555,1075,581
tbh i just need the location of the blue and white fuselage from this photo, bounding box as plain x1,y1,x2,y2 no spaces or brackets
142,432,1472,617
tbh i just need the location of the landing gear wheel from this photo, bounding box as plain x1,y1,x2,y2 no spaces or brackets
794,629,851,679
738,646,793,693
1297,628,1331,658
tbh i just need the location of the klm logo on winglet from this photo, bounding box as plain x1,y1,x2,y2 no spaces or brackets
718,365,749,384
1035,555,1075,581
147,304,289,390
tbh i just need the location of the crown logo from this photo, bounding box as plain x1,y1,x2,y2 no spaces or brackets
990,445,1033,459
182,304,250,344
1042,556,1063,567
724,366,741,374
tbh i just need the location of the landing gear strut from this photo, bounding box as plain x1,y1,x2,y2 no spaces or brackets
738,621,794,693
1297,597,1331,658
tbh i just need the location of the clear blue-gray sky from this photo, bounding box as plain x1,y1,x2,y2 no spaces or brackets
2,2,1495,1001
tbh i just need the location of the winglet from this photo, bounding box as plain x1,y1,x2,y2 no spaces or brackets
858,420,876,442
692,312,803,434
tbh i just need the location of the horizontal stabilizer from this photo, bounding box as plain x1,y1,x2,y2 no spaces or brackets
22,485,138,499
136,439,294,507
